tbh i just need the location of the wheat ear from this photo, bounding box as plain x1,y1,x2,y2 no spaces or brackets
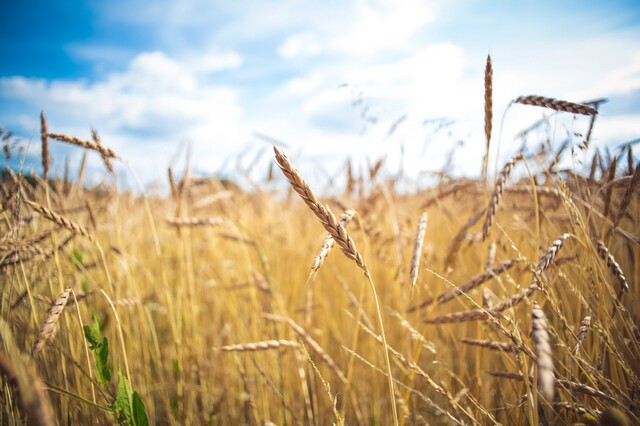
215,340,300,352
47,133,119,160
532,302,555,402
165,217,225,227
40,112,49,180
482,54,493,184
32,288,71,355
409,212,428,292
274,146,367,272
515,95,598,116
595,240,629,299
25,200,93,241
572,315,591,355
482,153,523,240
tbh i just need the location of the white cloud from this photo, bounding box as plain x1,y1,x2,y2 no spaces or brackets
0,51,247,182
278,33,323,60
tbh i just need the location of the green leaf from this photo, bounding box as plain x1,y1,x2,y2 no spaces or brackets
113,371,133,425
132,392,149,426
83,316,111,384
95,337,111,384
83,316,101,349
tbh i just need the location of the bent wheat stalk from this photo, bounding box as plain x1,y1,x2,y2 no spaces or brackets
273,146,398,425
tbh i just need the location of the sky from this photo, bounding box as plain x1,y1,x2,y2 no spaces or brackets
1,0,640,191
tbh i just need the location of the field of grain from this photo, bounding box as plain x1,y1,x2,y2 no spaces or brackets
1,60,639,425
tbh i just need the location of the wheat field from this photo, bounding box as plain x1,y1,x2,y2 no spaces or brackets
0,60,638,425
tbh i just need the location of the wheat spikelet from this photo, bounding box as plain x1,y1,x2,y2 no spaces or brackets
32,288,71,355
310,209,356,274
482,153,523,240
165,217,225,227
215,340,300,352
460,338,515,352
515,95,598,116
40,112,49,180
25,200,93,241
409,212,428,291
483,54,493,183
532,302,555,402
47,132,119,160
595,240,629,299
274,146,366,272
572,315,591,354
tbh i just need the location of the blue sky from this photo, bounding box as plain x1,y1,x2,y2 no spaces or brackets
1,0,640,188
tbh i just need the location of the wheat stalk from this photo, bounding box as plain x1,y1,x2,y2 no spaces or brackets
32,288,71,355
532,302,555,402
515,95,598,116
482,153,523,241
409,212,428,292
273,145,398,424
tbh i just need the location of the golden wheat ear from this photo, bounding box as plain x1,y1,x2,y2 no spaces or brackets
532,302,555,402
32,288,72,355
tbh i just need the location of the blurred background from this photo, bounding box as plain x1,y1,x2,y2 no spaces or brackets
1,0,639,190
